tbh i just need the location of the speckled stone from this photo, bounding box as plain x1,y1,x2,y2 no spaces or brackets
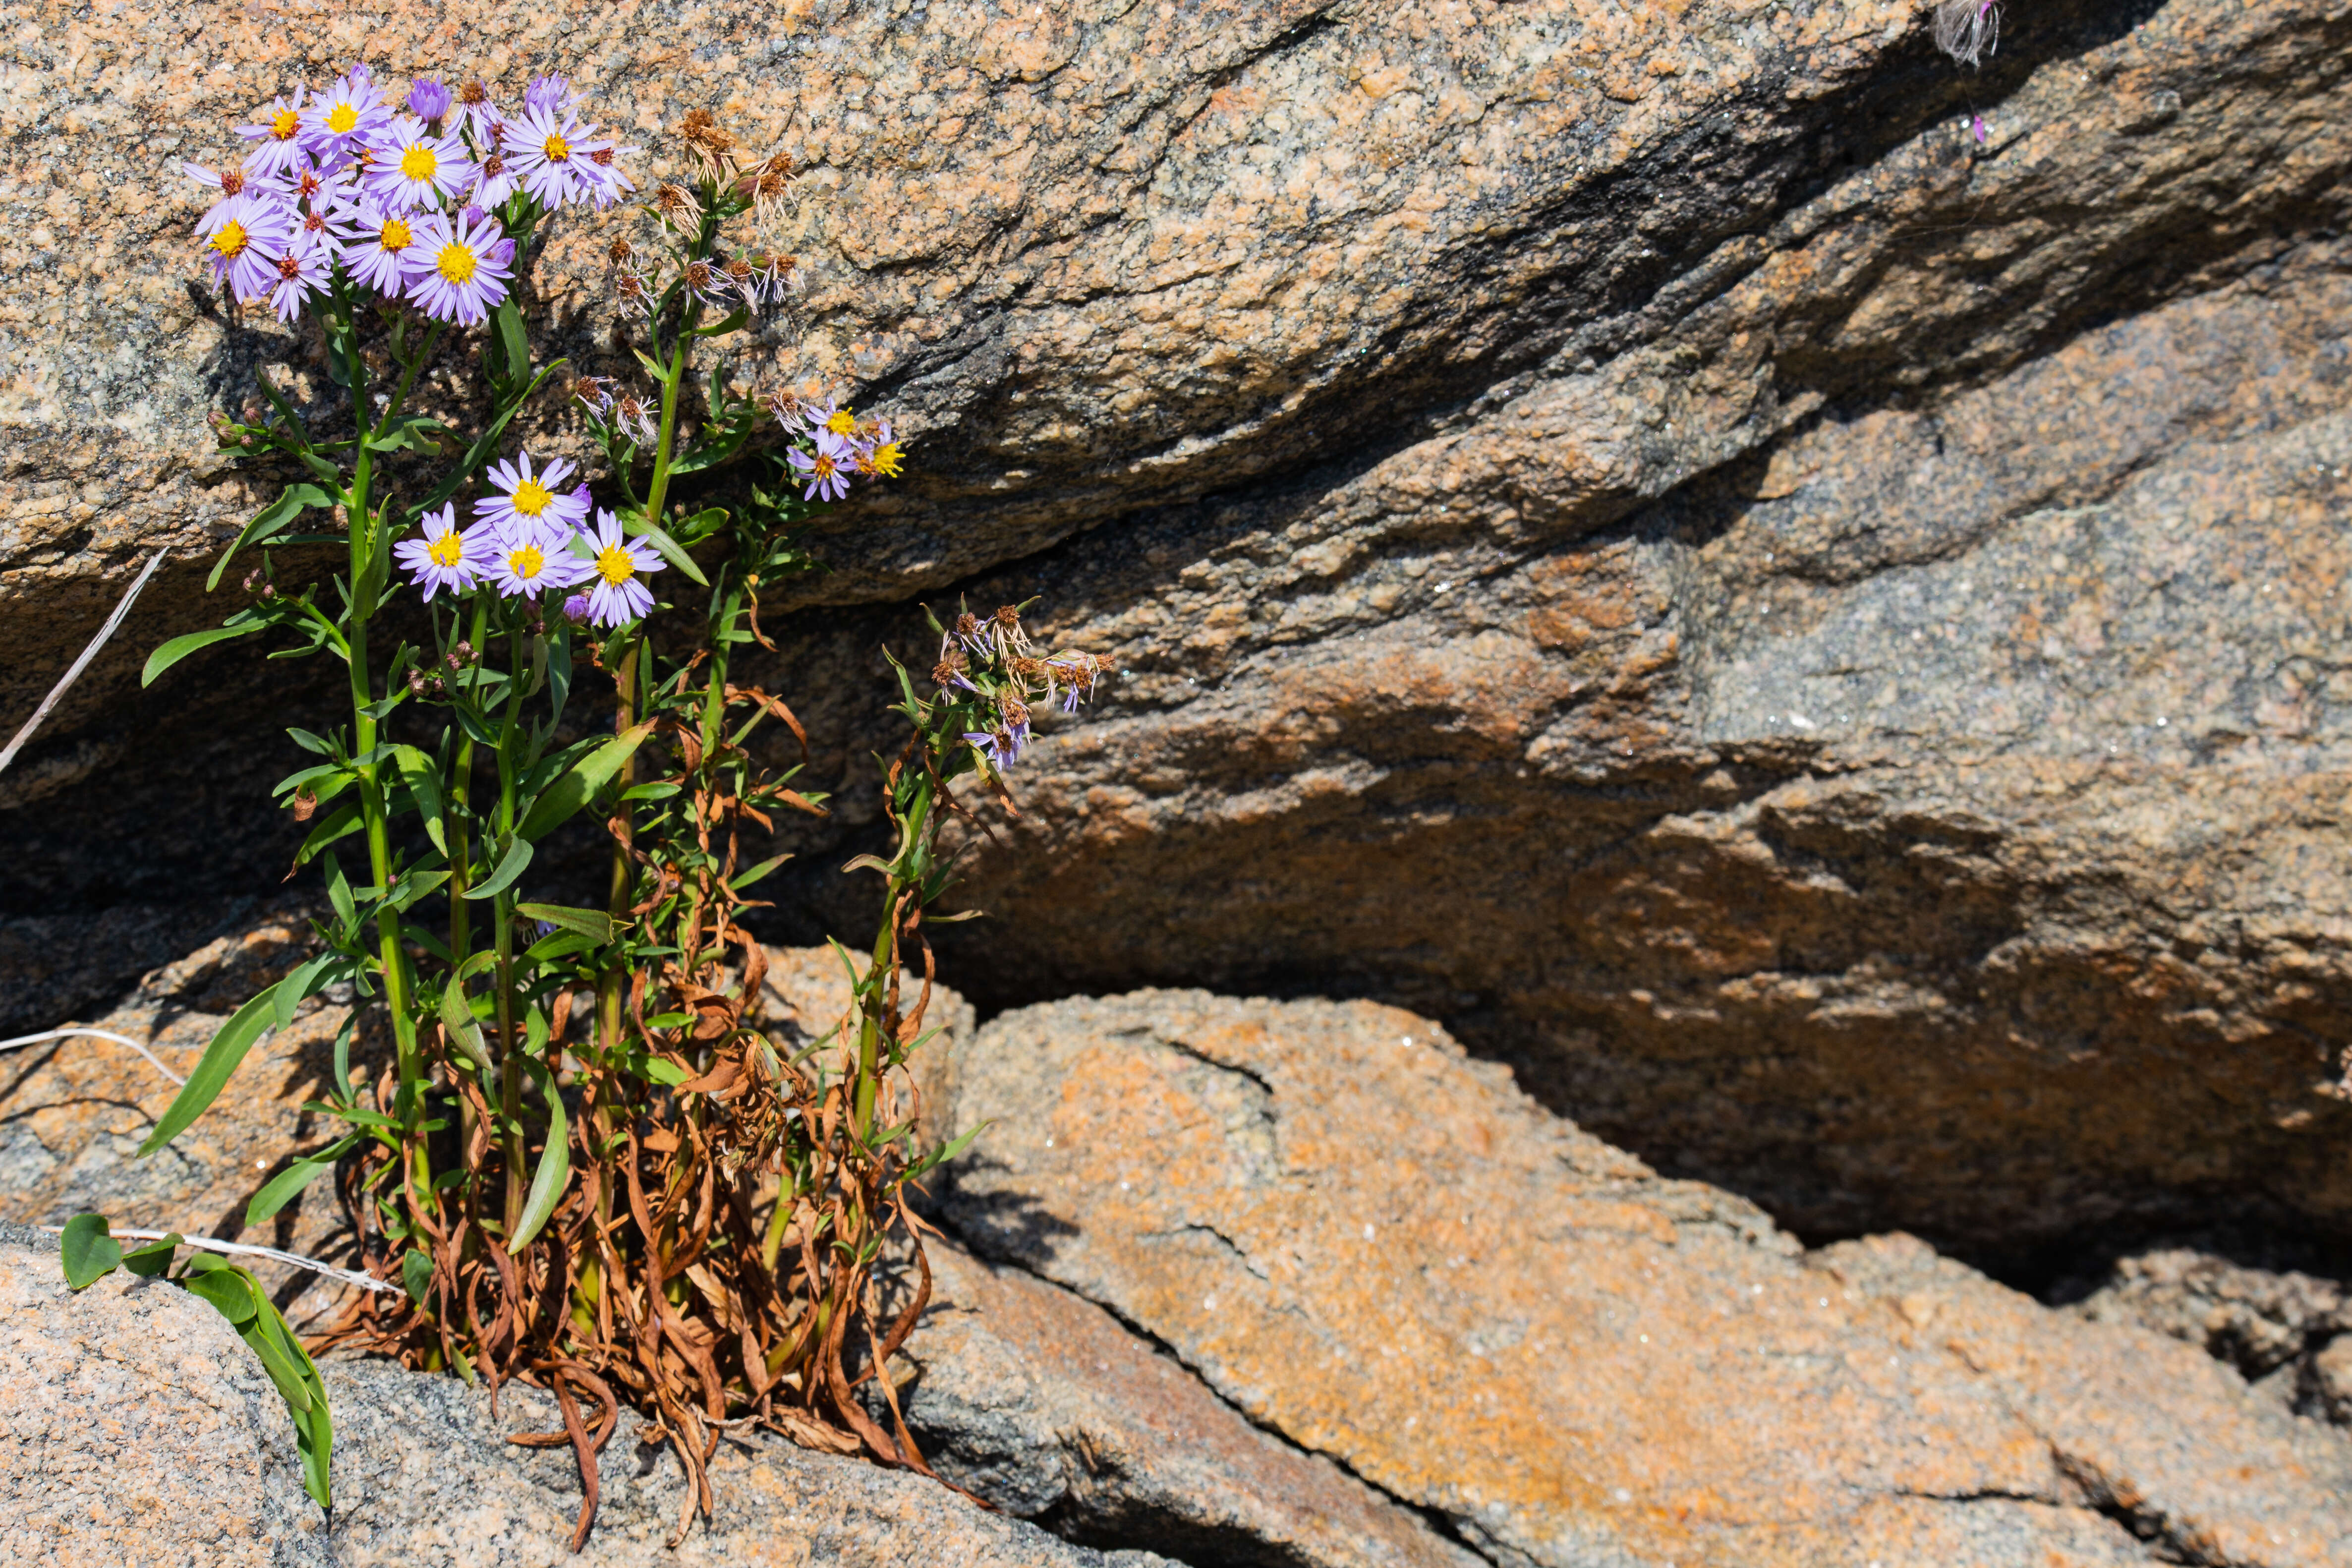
11,0,2352,1261
940,990,2352,1568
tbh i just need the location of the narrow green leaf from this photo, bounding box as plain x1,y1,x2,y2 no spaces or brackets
388,744,447,853
462,836,533,901
244,1133,360,1227
59,1214,121,1289
206,484,333,592
729,852,792,892
514,902,615,943
291,801,363,868
323,851,358,937
515,721,654,843
623,513,709,586
495,298,530,382
273,954,336,1031
143,622,265,687
139,983,282,1156
507,1059,570,1252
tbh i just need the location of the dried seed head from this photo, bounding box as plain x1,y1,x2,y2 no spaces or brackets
292,785,319,822
649,180,702,228
677,107,738,177
459,79,489,108
607,234,634,264
933,648,970,688
1933,0,2000,66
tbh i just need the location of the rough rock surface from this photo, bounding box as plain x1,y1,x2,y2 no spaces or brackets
2067,1246,2352,1422
0,1222,327,1568
9,0,2352,1264
939,990,2352,1568
0,1226,1185,1568
893,1240,1480,1568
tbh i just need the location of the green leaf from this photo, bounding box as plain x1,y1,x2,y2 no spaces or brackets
631,348,668,382
438,981,490,1070
206,484,334,592
178,1256,260,1325
401,1247,434,1305
323,851,358,936
691,305,750,339
495,298,530,383
516,721,654,843
143,621,266,687
730,852,792,892
641,1056,688,1086
59,1214,121,1289
273,953,338,1031
291,801,363,868
244,1133,360,1227
388,744,447,853
514,902,615,943
507,1059,570,1252
623,513,708,586
412,359,570,520
462,836,533,901
138,983,282,1156
121,1233,182,1278
908,1119,990,1182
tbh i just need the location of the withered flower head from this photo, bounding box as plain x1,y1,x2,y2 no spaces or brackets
649,180,702,228
677,107,738,178
607,234,635,265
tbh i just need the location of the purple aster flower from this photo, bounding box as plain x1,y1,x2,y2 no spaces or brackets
522,74,576,116
200,193,292,302
183,162,285,235
574,137,640,211
786,430,855,503
235,88,311,177
573,375,616,417
302,67,394,163
402,208,513,325
470,148,521,208
449,79,501,146
579,510,665,627
261,229,334,323
964,730,1019,772
560,592,593,625
475,452,592,537
393,503,481,601
365,116,473,213
481,518,583,599
407,77,453,124
328,197,421,297
501,104,596,208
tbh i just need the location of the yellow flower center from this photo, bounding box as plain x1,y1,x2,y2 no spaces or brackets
437,241,478,284
427,531,464,568
211,220,248,257
811,453,838,479
399,144,438,181
544,132,571,163
596,544,635,586
271,108,299,140
508,544,545,579
510,477,554,517
327,102,359,134
380,216,412,251
869,442,904,478
824,409,857,437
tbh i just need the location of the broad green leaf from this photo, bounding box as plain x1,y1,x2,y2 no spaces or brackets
507,1059,570,1252
388,744,447,853
622,513,708,586
401,1248,434,1304
462,836,533,901
178,1254,260,1325
523,930,595,963
514,902,615,943
515,721,654,843
139,982,282,1156
244,1133,360,1227
291,801,363,868
438,981,490,1070
323,851,357,936
121,1233,181,1278
273,953,339,1031
641,1056,688,1087
59,1214,121,1289
143,621,265,687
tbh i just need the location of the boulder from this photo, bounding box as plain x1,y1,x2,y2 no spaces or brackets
10,0,2352,1260
0,1226,1185,1568
939,990,2352,1568
895,1240,1482,1568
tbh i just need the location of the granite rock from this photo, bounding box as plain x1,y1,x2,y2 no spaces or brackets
10,0,2352,1268
891,1240,1481,1568
0,1225,1186,1568
938,989,2352,1568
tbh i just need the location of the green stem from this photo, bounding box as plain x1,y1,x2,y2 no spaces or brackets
493,612,529,1234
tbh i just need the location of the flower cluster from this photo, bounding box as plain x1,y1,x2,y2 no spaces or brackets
779,398,904,501
186,64,637,324
935,606,1114,772
393,451,663,626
